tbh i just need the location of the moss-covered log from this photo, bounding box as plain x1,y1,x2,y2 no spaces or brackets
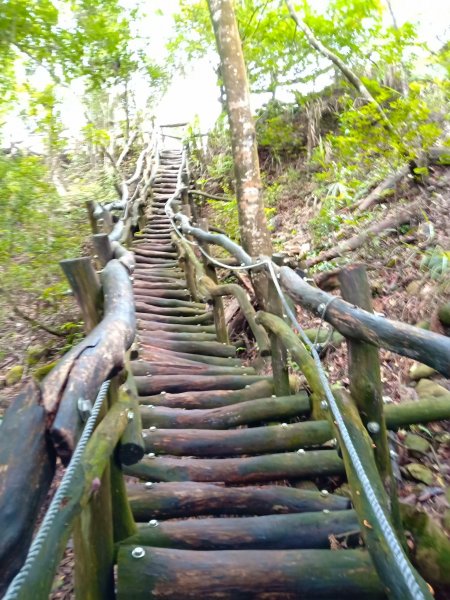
256,311,325,418
11,389,132,600
138,380,274,408
339,265,400,532
134,374,271,395
123,509,359,550
143,420,333,456
117,547,385,599
140,392,310,428
131,359,255,377
127,481,350,520
42,259,136,463
137,345,240,366
0,382,56,596
331,390,431,599
124,449,344,483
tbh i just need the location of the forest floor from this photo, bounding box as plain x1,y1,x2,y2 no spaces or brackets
261,161,450,594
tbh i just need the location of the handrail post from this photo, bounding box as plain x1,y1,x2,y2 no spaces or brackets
61,256,115,599
197,217,229,344
338,264,402,534
85,200,99,234
179,205,200,302
266,280,291,397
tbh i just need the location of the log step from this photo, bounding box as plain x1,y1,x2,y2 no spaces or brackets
126,481,351,519
117,547,384,599
138,393,310,427
124,450,344,483
123,509,359,550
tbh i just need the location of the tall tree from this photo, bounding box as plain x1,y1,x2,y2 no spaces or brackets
207,0,290,396
206,0,271,260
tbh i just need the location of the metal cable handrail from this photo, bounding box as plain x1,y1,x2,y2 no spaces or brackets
4,380,111,600
160,146,426,600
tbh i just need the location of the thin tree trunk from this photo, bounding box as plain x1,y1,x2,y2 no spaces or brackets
207,0,272,261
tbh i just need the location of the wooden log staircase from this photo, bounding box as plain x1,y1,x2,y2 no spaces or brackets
3,139,449,599
115,150,381,598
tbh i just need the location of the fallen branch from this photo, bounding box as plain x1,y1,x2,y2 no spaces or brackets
13,307,68,338
355,165,409,212
189,189,232,202
304,198,423,268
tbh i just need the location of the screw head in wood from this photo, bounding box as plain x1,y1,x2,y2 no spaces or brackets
148,519,159,527
367,421,380,434
145,482,153,488
131,547,146,559
320,489,329,497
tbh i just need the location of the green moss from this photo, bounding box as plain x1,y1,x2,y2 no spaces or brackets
5,365,24,386
401,503,450,586
32,360,57,381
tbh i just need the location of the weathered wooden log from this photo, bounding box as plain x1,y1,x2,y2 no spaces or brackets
384,395,450,428
197,216,228,344
139,338,236,358
60,257,102,332
134,301,204,317
134,295,205,309
135,256,177,267
142,420,333,456
280,266,450,376
136,312,213,325
0,382,56,596
124,509,359,550
137,345,241,366
11,389,132,600
138,380,274,408
142,393,450,438
208,282,271,356
256,311,325,418
119,374,145,466
92,233,114,266
135,374,271,395
133,281,188,293
138,328,215,342
135,321,215,333
127,481,351,519
117,547,385,599
42,259,136,463
131,360,255,378
331,390,431,599
124,450,344,483
339,265,399,530
140,392,310,428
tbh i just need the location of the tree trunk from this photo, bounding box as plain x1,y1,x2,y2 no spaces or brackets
207,0,272,262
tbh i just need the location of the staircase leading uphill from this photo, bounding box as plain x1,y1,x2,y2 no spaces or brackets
116,150,385,599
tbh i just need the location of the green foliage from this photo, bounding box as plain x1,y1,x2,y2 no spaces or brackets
0,154,88,308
